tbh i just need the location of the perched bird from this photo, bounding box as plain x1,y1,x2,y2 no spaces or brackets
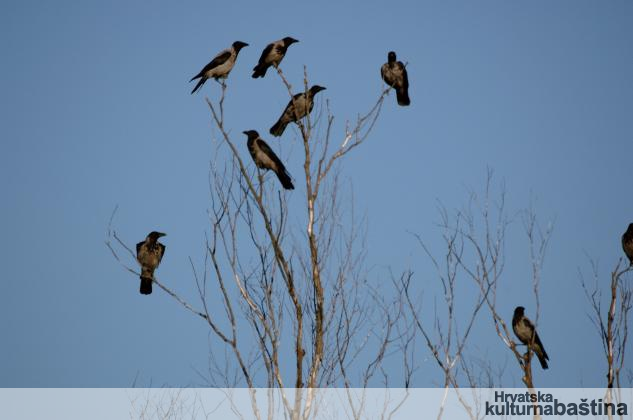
243,130,294,190
190,41,249,94
512,306,549,369
269,85,326,137
622,223,633,266
381,51,410,106
252,37,299,78
136,231,166,295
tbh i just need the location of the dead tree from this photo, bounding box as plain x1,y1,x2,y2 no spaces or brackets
108,68,410,420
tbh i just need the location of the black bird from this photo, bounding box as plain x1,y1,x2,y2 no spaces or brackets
136,231,166,295
512,306,549,369
622,223,633,266
190,41,249,94
243,130,294,190
269,85,326,137
252,37,299,78
381,51,410,106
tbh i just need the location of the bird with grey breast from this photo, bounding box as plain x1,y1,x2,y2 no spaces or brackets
243,130,294,190
623,223,633,266
136,231,166,295
381,51,410,106
512,306,549,369
252,37,299,78
190,41,249,94
269,85,326,137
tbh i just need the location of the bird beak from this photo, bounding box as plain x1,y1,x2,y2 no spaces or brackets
242,131,249,135
158,232,166,237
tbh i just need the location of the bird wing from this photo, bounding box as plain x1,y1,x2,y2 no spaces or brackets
136,241,144,256
194,50,232,78
157,243,166,264
257,139,284,168
257,43,275,65
399,61,409,90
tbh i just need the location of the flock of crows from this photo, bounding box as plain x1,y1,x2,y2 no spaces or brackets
133,36,633,374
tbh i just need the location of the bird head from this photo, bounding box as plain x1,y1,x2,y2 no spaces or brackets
513,306,525,317
627,223,633,233
310,85,326,95
243,130,259,139
233,41,249,51
283,37,299,46
147,231,166,241
387,51,397,63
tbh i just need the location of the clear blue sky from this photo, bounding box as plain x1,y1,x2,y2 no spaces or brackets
1,0,632,387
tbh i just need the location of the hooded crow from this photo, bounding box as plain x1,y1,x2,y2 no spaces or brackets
512,306,549,369
190,41,249,94
136,231,166,295
381,51,410,106
252,37,299,78
243,130,294,190
622,223,633,266
269,85,326,137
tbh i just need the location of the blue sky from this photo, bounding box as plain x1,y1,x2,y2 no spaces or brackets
1,0,632,387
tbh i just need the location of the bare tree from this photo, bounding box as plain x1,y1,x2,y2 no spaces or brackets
580,255,632,419
108,67,411,420
398,171,553,419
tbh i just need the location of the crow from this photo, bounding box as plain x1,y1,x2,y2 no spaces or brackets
252,37,299,78
512,306,549,369
269,85,326,137
243,130,294,190
622,223,633,266
136,231,166,295
381,51,410,106
190,41,249,94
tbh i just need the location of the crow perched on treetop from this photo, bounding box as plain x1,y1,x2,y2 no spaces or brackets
136,231,166,295
381,51,410,106
622,223,633,266
269,85,326,137
252,37,299,78
512,306,549,370
190,41,249,94
243,130,294,190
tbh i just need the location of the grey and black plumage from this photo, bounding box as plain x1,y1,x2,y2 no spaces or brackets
252,37,299,78
269,85,326,137
136,231,166,295
381,51,410,106
623,223,633,266
512,306,549,369
190,41,249,94
243,130,294,190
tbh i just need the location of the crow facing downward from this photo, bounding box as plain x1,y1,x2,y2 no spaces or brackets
381,51,410,106
269,85,326,137
252,37,299,78
623,223,633,266
136,231,166,295
512,306,549,369
190,41,249,94
243,130,294,190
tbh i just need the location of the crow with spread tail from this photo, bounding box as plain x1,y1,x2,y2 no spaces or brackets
190,41,248,94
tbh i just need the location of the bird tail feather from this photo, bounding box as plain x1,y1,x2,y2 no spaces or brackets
275,169,294,190
252,65,267,78
270,119,287,137
396,88,410,106
191,78,205,94
139,276,153,295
